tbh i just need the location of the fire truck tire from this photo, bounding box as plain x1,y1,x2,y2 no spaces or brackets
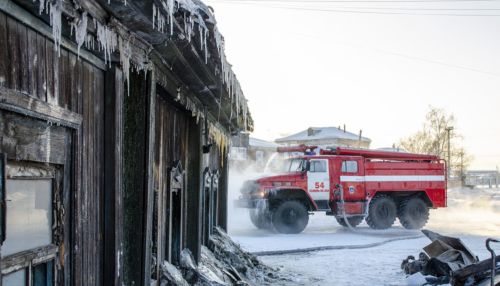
249,209,270,229
366,195,397,229
397,197,429,229
336,216,364,227
271,201,309,234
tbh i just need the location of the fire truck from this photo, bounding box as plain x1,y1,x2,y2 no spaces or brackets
236,146,447,234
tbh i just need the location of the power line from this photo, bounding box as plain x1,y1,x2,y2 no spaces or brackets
209,0,500,16
209,3,500,16
288,32,500,77
210,0,500,3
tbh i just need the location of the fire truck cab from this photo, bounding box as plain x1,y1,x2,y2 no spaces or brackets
236,147,447,234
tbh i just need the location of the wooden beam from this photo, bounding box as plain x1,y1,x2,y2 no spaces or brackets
0,86,82,129
103,66,124,286
1,244,58,275
142,66,156,286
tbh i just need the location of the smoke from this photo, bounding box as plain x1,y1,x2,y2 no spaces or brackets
426,187,500,237
226,157,281,236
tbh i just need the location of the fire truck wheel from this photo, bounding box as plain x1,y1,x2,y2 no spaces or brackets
271,201,309,234
336,216,364,227
249,209,270,229
366,195,397,229
397,197,429,229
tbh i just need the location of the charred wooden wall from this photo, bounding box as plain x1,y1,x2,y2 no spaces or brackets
0,9,106,285
0,0,247,284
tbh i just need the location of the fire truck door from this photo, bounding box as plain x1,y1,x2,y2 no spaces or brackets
307,159,330,201
339,158,365,201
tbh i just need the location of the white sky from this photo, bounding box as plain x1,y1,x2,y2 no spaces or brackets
204,0,500,170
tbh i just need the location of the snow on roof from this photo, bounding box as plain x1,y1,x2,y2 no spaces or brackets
249,137,279,149
275,127,371,143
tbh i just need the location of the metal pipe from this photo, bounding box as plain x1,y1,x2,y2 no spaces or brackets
486,238,499,286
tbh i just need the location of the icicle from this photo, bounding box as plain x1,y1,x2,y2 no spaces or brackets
49,0,62,57
168,0,175,35
152,3,156,29
96,22,118,67
152,3,166,33
36,0,47,15
119,36,131,96
73,12,88,59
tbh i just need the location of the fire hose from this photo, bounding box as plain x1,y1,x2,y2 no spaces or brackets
336,184,371,232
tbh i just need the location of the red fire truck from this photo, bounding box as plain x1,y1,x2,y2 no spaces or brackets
236,147,447,234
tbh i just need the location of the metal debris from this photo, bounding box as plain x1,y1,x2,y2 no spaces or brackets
401,230,500,286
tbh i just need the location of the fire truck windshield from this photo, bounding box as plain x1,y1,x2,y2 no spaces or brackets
284,158,306,173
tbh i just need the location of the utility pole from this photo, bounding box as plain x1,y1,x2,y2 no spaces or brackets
445,127,454,178
460,151,464,186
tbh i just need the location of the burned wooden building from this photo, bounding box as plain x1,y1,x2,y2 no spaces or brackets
0,0,252,284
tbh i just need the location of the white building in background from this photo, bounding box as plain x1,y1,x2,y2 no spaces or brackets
230,133,279,169
275,126,371,149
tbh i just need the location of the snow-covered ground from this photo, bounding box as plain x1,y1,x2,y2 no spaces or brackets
227,169,500,285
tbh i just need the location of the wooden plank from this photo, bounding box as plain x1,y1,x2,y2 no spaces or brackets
36,33,47,101
63,132,72,286
144,68,157,286
0,110,68,165
114,68,124,286
103,66,124,286
79,62,90,286
27,27,38,98
6,17,19,91
185,117,203,263
68,53,77,112
17,20,29,94
45,39,55,105
1,244,58,275
0,85,83,128
75,58,83,114
58,49,67,108
0,11,9,88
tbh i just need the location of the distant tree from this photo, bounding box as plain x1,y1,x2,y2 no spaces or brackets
398,107,472,177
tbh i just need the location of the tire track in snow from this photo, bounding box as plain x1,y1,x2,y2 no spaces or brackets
252,235,424,256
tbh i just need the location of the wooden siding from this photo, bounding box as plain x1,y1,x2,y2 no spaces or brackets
0,10,105,286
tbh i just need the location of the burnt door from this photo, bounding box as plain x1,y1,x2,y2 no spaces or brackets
168,161,184,264
151,92,190,276
210,171,219,234
201,168,211,246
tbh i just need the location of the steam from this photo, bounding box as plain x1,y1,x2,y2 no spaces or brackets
227,155,281,235
426,187,500,237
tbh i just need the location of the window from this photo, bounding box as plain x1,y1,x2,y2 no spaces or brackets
3,179,52,256
341,161,358,173
285,159,306,172
1,172,56,286
309,160,327,173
